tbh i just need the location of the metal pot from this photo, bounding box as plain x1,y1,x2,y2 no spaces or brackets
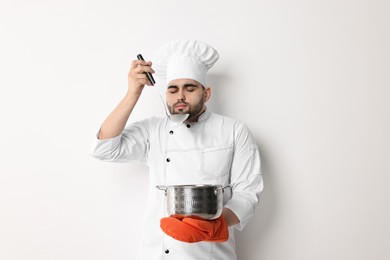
156,184,227,220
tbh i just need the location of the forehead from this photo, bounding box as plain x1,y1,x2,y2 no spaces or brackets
167,78,202,87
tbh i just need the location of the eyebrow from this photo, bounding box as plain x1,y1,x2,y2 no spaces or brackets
167,83,199,89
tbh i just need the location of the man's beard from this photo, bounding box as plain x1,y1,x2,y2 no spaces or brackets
168,98,205,119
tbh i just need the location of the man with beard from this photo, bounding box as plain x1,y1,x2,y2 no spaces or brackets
91,40,263,260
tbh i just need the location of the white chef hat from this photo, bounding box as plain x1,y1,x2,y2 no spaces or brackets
153,39,219,86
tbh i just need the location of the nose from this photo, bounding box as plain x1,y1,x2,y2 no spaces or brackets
177,89,186,101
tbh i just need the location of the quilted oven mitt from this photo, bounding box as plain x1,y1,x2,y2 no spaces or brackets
160,214,229,243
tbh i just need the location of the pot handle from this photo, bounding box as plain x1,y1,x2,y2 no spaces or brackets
156,185,167,195
214,185,231,196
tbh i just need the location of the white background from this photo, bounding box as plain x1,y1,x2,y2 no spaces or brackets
1,0,389,259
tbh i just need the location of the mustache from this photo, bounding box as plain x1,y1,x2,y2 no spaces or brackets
174,101,189,107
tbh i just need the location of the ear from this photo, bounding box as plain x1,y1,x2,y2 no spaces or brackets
204,87,212,102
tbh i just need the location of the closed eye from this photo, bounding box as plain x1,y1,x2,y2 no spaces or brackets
184,84,198,92
167,86,178,93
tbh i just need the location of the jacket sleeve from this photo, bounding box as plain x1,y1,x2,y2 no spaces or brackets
223,123,263,231
90,119,151,163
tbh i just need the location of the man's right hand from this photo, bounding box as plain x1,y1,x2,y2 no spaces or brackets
97,60,155,140
127,60,155,96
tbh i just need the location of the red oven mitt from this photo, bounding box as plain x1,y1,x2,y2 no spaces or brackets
160,214,229,243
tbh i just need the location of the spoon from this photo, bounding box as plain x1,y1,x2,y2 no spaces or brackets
137,54,189,123
154,86,189,123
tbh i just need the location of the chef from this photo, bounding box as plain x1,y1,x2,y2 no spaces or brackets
90,40,263,260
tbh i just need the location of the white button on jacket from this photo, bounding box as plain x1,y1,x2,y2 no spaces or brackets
91,111,263,260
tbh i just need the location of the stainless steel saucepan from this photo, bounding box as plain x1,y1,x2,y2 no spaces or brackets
156,184,230,220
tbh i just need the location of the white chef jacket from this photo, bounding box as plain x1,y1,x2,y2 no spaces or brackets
90,110,263,260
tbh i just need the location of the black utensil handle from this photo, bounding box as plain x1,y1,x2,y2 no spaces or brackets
137,54,155,85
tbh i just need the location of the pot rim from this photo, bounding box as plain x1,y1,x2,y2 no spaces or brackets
164,184,222,188
156,184,230,191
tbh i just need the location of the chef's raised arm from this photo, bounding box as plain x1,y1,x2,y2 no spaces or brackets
97,59,155,140
90,119,151,163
